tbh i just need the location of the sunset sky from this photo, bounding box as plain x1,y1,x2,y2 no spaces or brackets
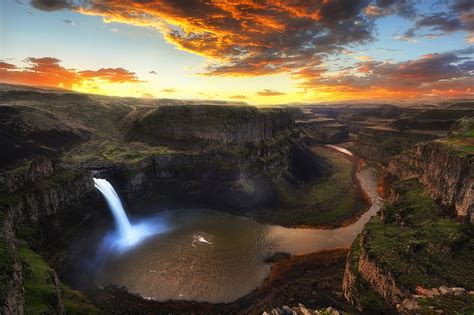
1,0,473,104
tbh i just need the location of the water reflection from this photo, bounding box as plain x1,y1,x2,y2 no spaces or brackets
265,166,382,254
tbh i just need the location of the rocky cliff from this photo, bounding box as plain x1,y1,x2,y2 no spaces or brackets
343,179,474,314
0,156,95,314
352,126,441,164
388,141,473,221
296,118,349,144
125,105,295,147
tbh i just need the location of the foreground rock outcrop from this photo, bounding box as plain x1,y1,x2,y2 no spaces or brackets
343,178,474,314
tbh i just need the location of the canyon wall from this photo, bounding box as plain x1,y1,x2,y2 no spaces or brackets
388,141,473,220
296,118,349,144
126,105,296,147
343,179,474,313
0,157,95,314
352,127,440,165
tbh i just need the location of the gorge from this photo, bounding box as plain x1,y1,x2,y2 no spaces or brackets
0,85,473,314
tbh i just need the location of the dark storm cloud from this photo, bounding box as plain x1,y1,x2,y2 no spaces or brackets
30,0,376,76
30,0,72,11
401,0,474,41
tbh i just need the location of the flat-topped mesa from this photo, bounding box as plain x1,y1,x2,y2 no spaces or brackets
125,105,296,148
352,126,441,164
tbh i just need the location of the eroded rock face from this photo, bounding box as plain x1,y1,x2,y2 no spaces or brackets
0,105,89,167
125,105,296,148
352,127,440,165
0,157,94,314
1,213,24,315
91,136,294,208
388,141,473,220
357,231,410,306
296,119,349,144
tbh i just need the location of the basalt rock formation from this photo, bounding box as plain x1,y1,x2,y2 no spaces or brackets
343,179,474,314
388,118,474,221
344,119,474,314
125,105,295,147
352,108,473,165
296,118,349,144
352,126,440,164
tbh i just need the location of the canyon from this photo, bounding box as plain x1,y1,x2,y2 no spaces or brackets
0,84,473,314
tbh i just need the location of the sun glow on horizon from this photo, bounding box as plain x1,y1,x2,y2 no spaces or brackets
0,0,473,104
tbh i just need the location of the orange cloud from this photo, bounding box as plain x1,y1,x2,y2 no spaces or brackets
296,47,474,100
0,57,144,90
53,0,374,77
257,89,286,96
229,95,248,99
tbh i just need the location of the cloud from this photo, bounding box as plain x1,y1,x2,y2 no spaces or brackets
30,0,72,11
229,95,248,99
356,55,373,61
0,61,17,70
78,68,143,83
161,88,175,93
401,0,474,41
63,19,75,26
0,56,144,89
256,89,286,96
142,93,154,99
365,0,416,18
296,47,474,99
30,0,376,77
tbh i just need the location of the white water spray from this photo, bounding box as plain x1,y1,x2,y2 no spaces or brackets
93,177,164,250
93,178,133,238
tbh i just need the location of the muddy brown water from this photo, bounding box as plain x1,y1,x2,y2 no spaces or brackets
90,161,383,303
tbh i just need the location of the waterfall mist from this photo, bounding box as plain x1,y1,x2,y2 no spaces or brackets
93,177,170,252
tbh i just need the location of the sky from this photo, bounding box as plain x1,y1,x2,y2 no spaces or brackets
0,0,473,105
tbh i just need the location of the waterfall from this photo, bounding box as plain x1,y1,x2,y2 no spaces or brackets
93,178,140,246
93,177,170,251
93,178,133,237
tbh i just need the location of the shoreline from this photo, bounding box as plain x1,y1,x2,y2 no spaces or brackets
89,249,355,314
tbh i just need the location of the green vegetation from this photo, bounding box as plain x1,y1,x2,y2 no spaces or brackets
19,242,60,314
268,146,367,227
363,179,474,292
417,293,474,315
379,136,412,157
61,140,178,165
61,284,100,314
19,242,98,314
442,117,474,154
